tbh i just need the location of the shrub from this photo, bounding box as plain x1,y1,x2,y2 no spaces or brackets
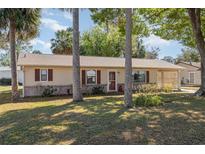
42,86,57,97
92,86,105,95
0,78,11,85
133,94,163,107
135,83,160,93
162,84,173,93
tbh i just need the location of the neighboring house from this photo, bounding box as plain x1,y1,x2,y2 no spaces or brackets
18,53,183,97
177,61,201,85
0,66,23,84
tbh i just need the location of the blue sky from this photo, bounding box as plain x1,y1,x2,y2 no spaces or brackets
30,8,184,59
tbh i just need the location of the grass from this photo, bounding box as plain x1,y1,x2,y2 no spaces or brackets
0,86,12,93
0,86,205,144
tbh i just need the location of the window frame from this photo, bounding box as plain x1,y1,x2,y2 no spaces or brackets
86,69,97,85
132,70,147,83
40,69,48,82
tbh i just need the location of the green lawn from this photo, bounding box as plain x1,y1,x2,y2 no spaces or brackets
0,86,205,144
0,86,12,93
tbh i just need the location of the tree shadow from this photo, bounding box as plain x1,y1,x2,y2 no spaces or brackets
1,92,205,144
0,97,130,144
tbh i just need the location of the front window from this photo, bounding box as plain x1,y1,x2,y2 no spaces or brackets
86,70,96,84
132,71,146,83
41,69,48,81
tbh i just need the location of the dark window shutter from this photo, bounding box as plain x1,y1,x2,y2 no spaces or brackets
82,70,86,85
35,69,40,81
146,71,149,83
48,69,53,81
97,70,101,84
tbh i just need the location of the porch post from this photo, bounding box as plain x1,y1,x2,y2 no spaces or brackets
177,70,181,90
161,71,164,88
22,66,25,98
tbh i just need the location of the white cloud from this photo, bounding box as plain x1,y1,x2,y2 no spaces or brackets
63,12,72,20
41,18,67,31
43,9,72,21
42,9,55,16
30,39,51,50
143,35,170,47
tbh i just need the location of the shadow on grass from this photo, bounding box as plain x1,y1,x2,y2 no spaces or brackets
1,92,205,144
0,88,123,105
0,98,131,144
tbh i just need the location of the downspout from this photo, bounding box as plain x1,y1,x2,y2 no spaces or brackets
22,66,25,97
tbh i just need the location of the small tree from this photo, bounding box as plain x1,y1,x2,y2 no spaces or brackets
145,47,159,59
177,47,200,62
80,25,124,57
162,56,176,64
132,38,146,58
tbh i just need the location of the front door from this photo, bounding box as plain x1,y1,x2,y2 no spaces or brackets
108,71,116,91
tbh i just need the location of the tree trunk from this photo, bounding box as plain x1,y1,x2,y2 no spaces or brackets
72,8,83,101
9,19,19,101
187,8,205,96
194,60,205,96
124,8,133,107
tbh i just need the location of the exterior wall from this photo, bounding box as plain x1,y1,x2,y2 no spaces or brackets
24,84,107,96
194,71,201,85
180,69,201,85
177,63,201,85
24,66,73,86
23,65,180,96
24,85,72,97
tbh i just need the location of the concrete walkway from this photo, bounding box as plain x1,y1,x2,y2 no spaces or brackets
180,88,197,93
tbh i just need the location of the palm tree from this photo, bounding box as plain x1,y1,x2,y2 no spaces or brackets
0,9,41,101
124,8,133,107
51,28,73,55
72,8,83,101
60,8,83,101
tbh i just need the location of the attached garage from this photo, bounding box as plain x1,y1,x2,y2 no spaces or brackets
157,70,179,89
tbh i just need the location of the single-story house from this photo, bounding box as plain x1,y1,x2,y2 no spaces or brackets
177,61,201,85
18,53,183,97
0,66,23,84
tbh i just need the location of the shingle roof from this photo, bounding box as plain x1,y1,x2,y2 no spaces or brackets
177,61,200,68
18,53,183,70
